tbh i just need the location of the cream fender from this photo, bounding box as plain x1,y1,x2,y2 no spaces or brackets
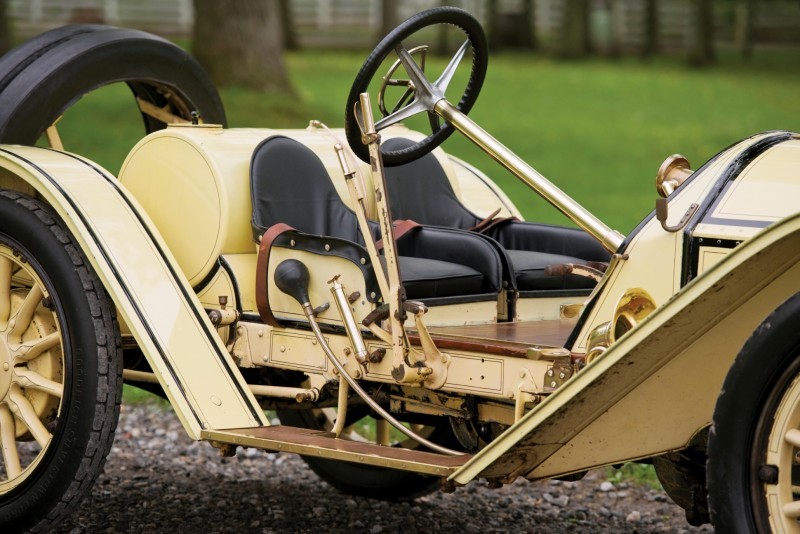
0,145,265,438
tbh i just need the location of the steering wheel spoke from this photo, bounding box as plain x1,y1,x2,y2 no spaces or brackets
345,7,487,166
427,112,442,134
393,44,438,105
375,99,429,131
432,40,471,95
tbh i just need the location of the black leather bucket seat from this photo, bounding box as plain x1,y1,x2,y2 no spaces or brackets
250,135,504,302
382,138,611,293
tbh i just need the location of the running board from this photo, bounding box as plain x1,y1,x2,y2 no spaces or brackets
202,426,471,476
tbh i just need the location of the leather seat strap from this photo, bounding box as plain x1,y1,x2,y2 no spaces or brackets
256,223,296,327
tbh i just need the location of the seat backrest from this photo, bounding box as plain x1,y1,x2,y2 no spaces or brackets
383,137,481,229
250,135,378,244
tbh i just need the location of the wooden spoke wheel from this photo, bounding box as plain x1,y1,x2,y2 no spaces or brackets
0,191,122,532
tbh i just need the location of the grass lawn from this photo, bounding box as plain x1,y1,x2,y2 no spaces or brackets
56,47,800,234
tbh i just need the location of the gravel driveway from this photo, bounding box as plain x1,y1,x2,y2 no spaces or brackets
54,402,713,533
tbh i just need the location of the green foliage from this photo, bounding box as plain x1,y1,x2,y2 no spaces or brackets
122,384,170,407
50,47,800,233
606,462,663,490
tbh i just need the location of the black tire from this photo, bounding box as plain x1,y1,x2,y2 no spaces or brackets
0,26,226,145
0,191,123,533
345,6,488,166
277,406,451,500
707,292,800,533
0,24,112,94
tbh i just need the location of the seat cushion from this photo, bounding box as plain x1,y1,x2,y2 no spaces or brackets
397,256,484,299
506,250,597,291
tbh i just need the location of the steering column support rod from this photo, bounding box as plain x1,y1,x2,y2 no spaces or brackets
434,99,625,253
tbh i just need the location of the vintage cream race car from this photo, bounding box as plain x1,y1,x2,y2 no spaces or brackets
0,8,798,532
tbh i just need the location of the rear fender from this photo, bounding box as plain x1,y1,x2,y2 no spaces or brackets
0,146,265,439
452,211,800,484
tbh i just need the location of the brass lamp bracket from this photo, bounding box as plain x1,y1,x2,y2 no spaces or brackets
656,199,699,233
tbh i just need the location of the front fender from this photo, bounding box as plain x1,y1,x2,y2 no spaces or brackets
453,211,800,484
0,146,265,438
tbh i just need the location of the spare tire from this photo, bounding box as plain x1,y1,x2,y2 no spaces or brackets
0,24,111,94
0,26,226,144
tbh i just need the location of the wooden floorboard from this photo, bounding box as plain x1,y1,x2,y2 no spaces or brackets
410,320,576,357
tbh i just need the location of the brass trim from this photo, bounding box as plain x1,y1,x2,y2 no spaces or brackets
656,154,693,198
586,288,656,363
434,99,625,253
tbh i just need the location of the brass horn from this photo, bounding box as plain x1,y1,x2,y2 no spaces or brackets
586,288,657,363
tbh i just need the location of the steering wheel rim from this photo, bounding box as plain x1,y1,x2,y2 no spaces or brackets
345,7,488,167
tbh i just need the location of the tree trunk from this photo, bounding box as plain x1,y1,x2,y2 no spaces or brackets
279,0,298,51
487,0,500,48
560,0,591,58
379,0,400,43
641,0,659,58
522,0,537,50
608,0,623,58
735,0,754,59
0,0,11,57
489,0,536,50
192,0,293,93
688,0,715,66
436,0,449,54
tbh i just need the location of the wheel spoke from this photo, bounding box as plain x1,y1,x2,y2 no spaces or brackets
785,428,800,449
784,500,800,519
15,368,63,399
7,386,50,448
432,40,470,95
394,43,433,98
0,405,22,479
9,284,43,339
427,111,441,133
14,331,60,362
45,124,64,151
374,99,428,130
390,86,415,115
0,257,12,326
